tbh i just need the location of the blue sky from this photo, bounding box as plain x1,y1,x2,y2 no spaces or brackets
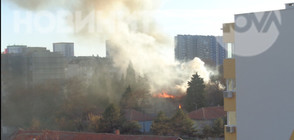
1,0,291,56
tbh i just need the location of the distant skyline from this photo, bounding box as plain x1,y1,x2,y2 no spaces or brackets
1,0,292,56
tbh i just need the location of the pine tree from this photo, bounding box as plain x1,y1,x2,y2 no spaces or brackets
151,111,172,135
125,62,136,87
211,118,224,137
98,104,123,133
120,86,133,109
184,73,206,112
170,109,195,136
97,103,141,134
120,120,141,134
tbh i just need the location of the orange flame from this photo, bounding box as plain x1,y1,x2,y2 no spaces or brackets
179,104,182,109
153,91,175,99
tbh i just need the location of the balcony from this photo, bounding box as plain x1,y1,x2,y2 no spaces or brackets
224,92,236,111
223,59,235,79
224,125,237,140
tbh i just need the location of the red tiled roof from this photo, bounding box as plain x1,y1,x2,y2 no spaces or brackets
188,106,226,120
11,130,179,140
124,109,155,121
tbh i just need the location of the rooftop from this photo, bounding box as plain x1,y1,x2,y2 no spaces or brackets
10,130,179,140
188,106,226,120
124,109,155,122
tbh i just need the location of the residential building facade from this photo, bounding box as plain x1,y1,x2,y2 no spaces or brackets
29,51,66,85
222,23,237,140
6,45,27,54
174,35,226,66
223,3,294,140
1,46,66,88
53,42,74,58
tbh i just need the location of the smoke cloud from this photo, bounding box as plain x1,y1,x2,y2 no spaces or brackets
8,0,213,94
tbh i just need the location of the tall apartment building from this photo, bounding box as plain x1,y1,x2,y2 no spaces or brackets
174,35,226,66
105,40,112,58
223,3,294,140
53,42,74,58
1,46,66,88
223,23,237,140
216,36,227,66
7,45,27,54
29,51,66,85
105,40,117,59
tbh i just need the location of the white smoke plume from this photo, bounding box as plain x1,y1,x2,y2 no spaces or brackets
8,0,213,94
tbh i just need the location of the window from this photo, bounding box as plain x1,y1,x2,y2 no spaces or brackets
227,43,234,58
226,79,236,91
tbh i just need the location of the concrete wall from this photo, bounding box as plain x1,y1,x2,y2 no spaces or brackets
235,8,294,140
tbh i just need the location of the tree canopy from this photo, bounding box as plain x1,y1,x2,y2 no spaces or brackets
95,104,141,134
170,109,195,136
184,73,206,112
151,111,172,135
97,104,123,133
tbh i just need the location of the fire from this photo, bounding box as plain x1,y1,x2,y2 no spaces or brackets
179,104,182,109
153,91,175,99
